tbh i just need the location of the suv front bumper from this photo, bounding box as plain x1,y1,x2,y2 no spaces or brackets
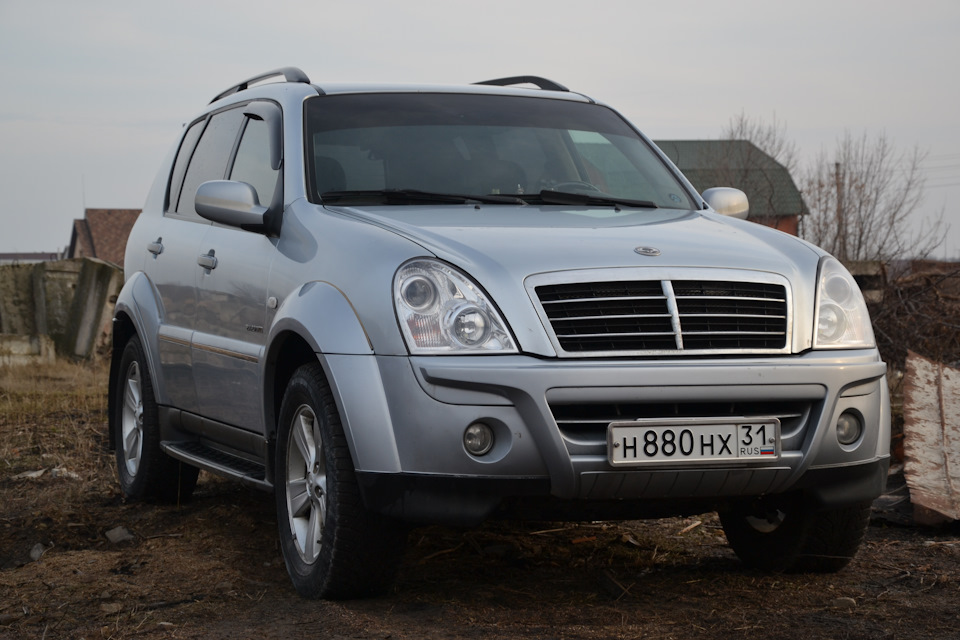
323,350,889,524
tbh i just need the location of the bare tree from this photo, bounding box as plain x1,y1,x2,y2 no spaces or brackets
722,111,799,174
708,112,804,220
801,132,945,262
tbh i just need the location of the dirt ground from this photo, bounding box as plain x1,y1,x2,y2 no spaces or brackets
2,362,959,640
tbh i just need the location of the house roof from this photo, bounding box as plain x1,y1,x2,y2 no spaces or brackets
0,252,63,265
67,209,140,267
654,140,807,219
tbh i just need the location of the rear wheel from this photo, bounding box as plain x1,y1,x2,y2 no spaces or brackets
719,496,871,573
275,362,406,599
114,335,198,502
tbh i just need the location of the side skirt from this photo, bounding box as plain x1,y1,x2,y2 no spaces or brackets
158,406,273,491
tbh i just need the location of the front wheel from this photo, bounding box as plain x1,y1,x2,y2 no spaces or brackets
719,496,872,573
275,363,406,599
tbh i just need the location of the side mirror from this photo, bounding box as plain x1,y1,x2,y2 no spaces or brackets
195,180,268,230
702,187,749,220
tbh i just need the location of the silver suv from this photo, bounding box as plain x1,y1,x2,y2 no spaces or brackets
109,68,890,599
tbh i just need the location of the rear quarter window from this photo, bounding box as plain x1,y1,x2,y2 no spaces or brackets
166,119,205,213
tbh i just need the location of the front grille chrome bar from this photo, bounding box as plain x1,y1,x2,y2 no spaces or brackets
527,269,793,357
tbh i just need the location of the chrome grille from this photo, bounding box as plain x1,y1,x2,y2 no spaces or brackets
535,278,788,355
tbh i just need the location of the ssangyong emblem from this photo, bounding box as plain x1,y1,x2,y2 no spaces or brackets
634,246,661,257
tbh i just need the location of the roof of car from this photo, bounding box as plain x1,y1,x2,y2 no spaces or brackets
208,67,594,106
313,82,594,102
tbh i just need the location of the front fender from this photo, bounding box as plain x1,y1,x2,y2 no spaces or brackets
268,280,373,356
264,281,402,473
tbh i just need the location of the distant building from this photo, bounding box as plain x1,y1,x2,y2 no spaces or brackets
68,209,141,267
0,252,64,265
654,140,807,235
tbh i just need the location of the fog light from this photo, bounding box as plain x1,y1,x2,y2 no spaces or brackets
836,412,862,445
464,422,494,456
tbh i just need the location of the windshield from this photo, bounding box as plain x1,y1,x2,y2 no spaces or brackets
304,93,696,209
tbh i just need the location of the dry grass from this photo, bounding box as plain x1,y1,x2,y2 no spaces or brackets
0,361,116,552
0,359,109,451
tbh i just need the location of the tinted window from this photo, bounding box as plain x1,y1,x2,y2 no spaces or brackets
230,117,277,206
304,93,695,209
167,119,205,213
569,131,673,202
176,108,245,217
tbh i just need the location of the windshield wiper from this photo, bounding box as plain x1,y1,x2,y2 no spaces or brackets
321,189,526,205
535,189,658,209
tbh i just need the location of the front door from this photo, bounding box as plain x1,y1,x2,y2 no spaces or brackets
191,112,280,432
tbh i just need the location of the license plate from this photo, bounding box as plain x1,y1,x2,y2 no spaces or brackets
607,417,781,467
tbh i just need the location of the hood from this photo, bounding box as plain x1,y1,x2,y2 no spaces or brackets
332,203,819,276
327,203,822,356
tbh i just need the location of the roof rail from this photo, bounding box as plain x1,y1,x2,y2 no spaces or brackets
210,67,312,104
474,76,569,92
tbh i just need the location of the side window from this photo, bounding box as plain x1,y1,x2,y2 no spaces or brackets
175,108,246,217
230,117,278,206
166,119,206,213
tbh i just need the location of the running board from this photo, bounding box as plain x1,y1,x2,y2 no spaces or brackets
162,440,273,491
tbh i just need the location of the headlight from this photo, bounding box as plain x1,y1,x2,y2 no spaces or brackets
394,260,517,354
813,257,875,349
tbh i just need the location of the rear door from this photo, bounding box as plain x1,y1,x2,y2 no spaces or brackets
142,109,243,412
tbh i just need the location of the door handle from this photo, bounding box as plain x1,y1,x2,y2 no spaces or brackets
197,251,218,270
147,238,163,255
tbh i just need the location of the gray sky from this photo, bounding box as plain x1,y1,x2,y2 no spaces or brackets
1,0,958,257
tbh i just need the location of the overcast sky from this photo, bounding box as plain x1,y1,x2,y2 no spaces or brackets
1,0,958,258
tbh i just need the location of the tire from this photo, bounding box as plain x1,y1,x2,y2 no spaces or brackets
275,362,406,599
719,496,871,573
114,335,199,503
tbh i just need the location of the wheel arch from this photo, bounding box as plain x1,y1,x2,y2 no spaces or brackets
108,310,137,451
108,272,165,450
264,330,318,442
262,281,402,475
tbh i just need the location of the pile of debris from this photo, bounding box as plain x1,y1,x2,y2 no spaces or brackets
867,261,960,526
870,260,960,372
0,258,122,364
